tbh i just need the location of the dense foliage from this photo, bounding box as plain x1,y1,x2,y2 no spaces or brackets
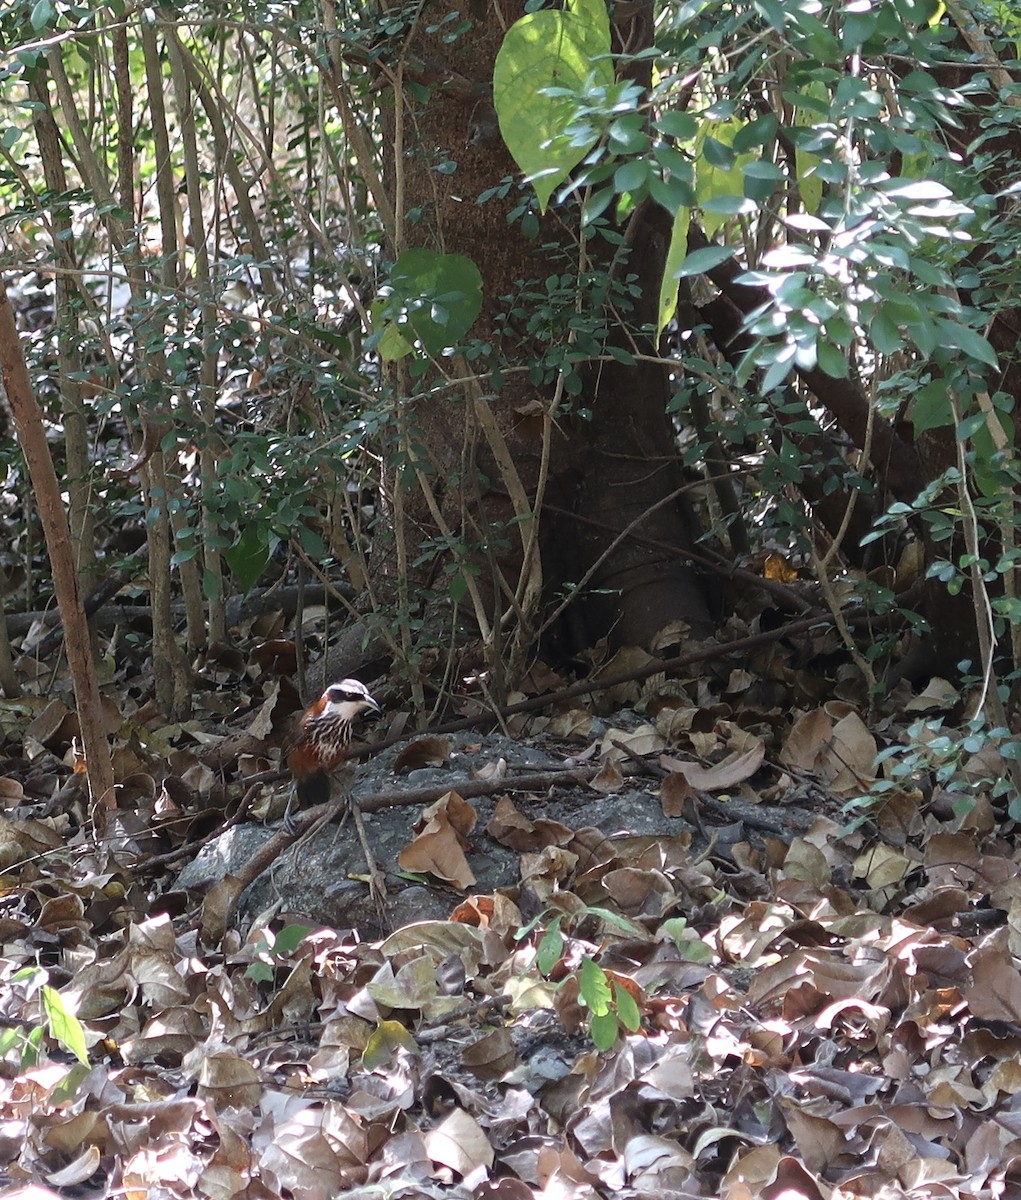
1,1,1021,786
4,4,1021,1195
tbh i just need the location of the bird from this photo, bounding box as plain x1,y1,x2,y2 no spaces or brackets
285,678,380,827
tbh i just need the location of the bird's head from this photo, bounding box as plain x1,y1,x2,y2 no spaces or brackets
319,678,381,721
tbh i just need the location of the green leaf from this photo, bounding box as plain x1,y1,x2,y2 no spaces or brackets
826,314,855,347
202,567,221,603
871,309,902,355
493,4,613,212
970,413,1014,499
675,243,735,278
245,961,274,984
576,906,647,936
579,957,612,1015
42,986,89,1066
388,249,483,356
49,1063,90,1106
376,321,415,362
742,158,785,203
589,1009,620,1050
656,111,698,140
658,205,690,336
842,8,878,48
760,352,796,394
24,1026,43,1068
447,570,467,603
224,524,271,593
30,0,55,31
911,379,953,434
792,82,829,213
732,114,777,152
932,319,999,370
536,920,564,975
796,148,822,214
816,340,848,378
696,119,754,236
614,158,650,194
613,982,642,1032
569,0,611,45
0,1028,22,1059
362,1020,419,1071
273,924,313,955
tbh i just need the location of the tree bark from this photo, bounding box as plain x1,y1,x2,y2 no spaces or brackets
378,0,711,682
0,279,115,807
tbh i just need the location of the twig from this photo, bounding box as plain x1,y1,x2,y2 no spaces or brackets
357,764,602,812
142,780,265,870
610,737,667,779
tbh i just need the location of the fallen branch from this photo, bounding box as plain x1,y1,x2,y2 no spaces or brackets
357,764,602,812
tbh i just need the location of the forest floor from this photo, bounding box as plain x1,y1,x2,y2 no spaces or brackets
0,613,1016,1200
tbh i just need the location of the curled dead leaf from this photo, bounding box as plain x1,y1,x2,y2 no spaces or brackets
782,707,876,792
659,770,694,816
399,792,477,888
394,736,452,774
590,758,624,794
660,740,765,792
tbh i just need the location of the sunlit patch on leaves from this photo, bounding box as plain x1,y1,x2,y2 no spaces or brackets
361,1019,419,1070
41,982,89,1066
372,248,483,359
493,0,613,212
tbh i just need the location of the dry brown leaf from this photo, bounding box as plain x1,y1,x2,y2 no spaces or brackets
624,1133,696,1191
659,740,765,791
761,1154,831,1200
365,955,437,1010
380,920,493,974
461,1028,517,1080
590,758,624,793
186,1043,263,1110
655,709,700,748
259,1098,368,1199
966,929,1021,1022
659,770,694,816
782,839,831,887
0,776,24,801
600,724,665,760
424,1106,495,1175
199,874,244,947
548,709,595,739
602,867,673,916
45,1145,102,1188
904,677,959,712
394,735,452,773
26,699,76,748
398,801,476,888
486,795,542,851
853,843,914,889
783,706,877,791
776,1099,845,1177
245,682,280,739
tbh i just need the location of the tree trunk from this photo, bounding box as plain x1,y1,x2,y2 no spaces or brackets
379,0,711,686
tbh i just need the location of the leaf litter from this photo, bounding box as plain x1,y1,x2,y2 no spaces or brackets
0,632,1020,1197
